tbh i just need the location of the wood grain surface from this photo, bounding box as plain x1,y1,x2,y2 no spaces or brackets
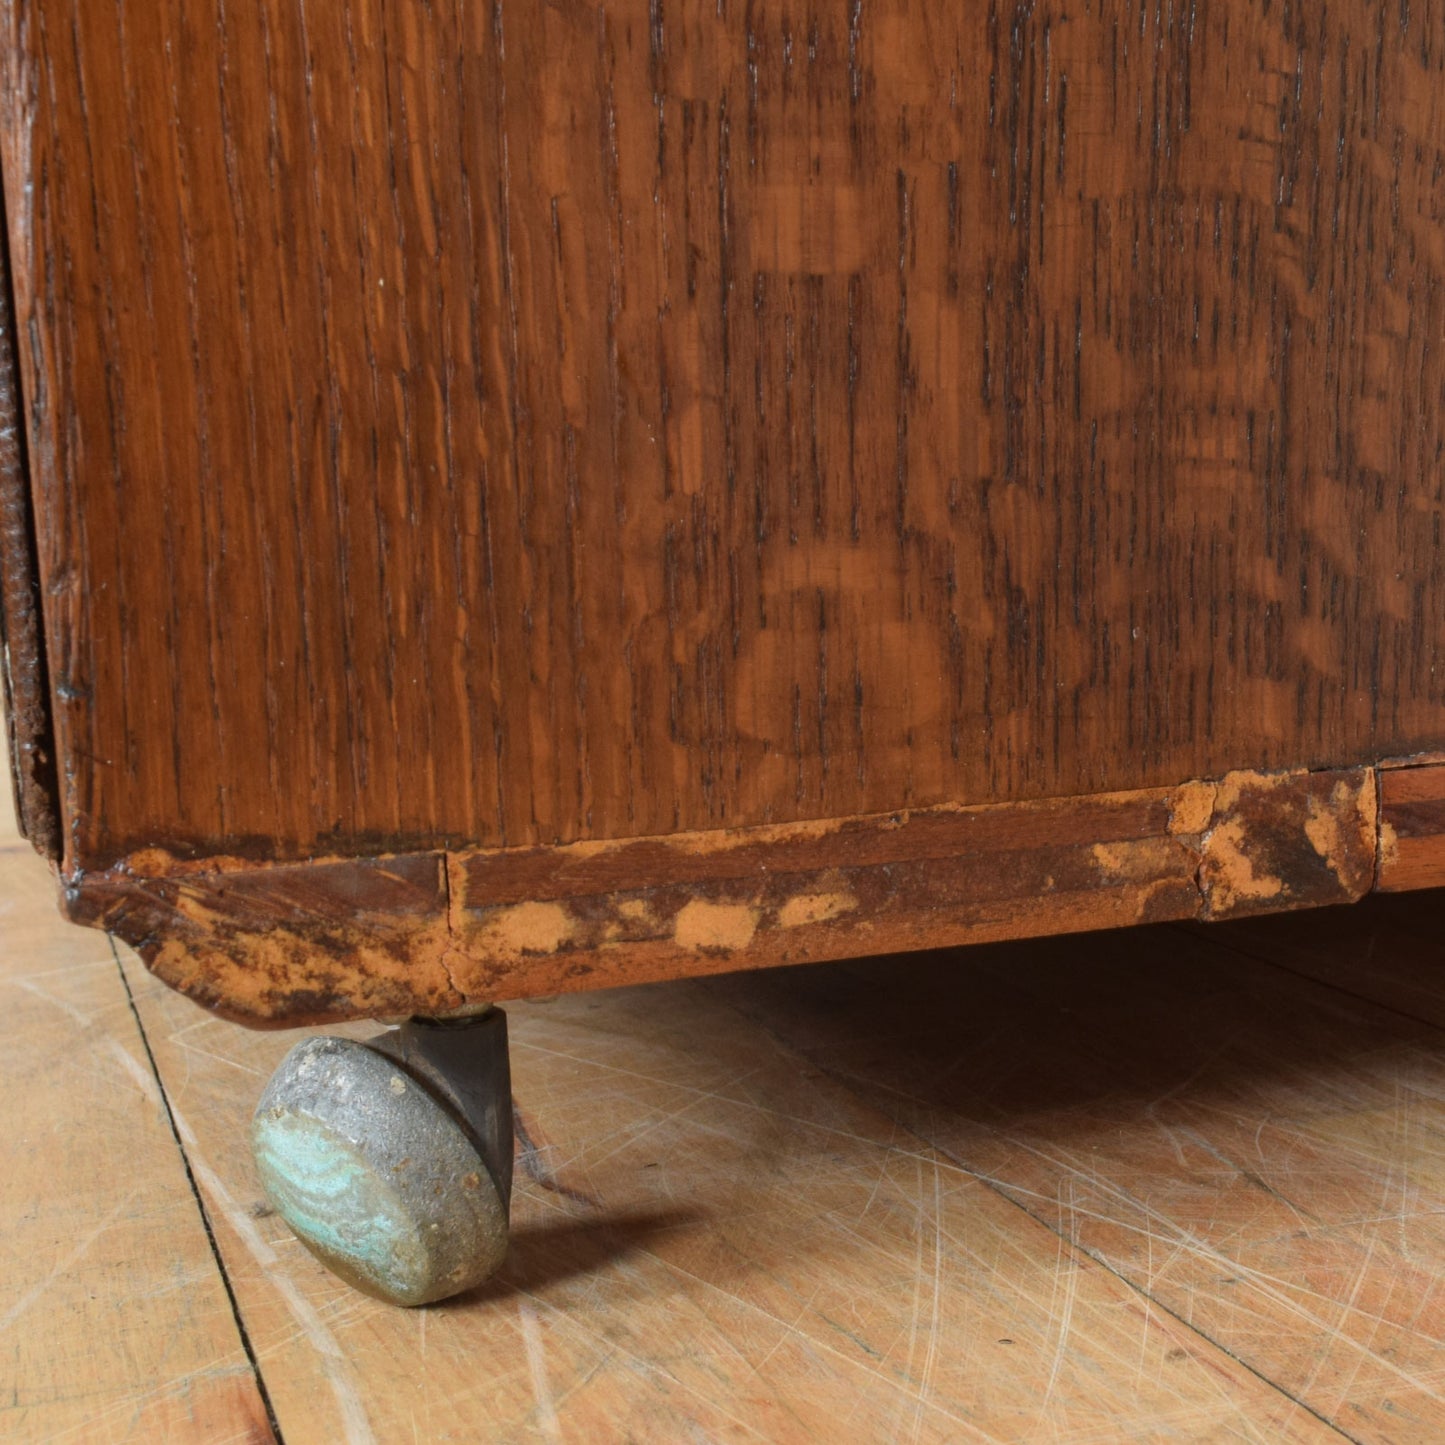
5,0,1445,875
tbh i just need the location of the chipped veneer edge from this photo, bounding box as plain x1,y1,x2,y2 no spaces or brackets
61,763,1407,1026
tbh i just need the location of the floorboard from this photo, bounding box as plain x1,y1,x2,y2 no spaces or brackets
0,824,276,1442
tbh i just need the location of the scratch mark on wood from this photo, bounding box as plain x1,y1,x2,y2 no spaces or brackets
516,1298,563,1442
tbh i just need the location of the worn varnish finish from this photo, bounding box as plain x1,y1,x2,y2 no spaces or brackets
66,766,1379,1024
4,1,1445,880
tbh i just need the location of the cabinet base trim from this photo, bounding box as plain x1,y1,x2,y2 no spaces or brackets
56,764,1403,1027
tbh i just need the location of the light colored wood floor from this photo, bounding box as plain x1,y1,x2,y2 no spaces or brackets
5,773,1445,1444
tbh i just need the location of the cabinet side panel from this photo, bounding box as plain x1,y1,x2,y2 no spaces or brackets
0,153,59,860
9,2,1445,871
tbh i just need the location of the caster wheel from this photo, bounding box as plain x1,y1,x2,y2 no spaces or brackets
251,1009,513,1306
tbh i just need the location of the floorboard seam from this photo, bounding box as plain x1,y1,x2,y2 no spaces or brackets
108,934,288,1445
1172,920,1445,1035
718,988,1366,1444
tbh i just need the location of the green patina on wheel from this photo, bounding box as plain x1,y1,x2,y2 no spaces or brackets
251,1037,508,1307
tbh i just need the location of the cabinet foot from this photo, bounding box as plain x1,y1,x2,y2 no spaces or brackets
250,1009,513,1306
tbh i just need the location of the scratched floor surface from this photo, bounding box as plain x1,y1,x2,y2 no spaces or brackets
5,769,1445,1443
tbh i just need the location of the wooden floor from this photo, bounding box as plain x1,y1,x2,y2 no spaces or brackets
6,776,1445,1444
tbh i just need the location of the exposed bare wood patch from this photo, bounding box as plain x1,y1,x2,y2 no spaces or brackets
63,853,464,1026
58,765,1386,1026
1195,770,1377,919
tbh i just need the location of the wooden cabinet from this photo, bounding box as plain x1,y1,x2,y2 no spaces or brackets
4,0,1445,1026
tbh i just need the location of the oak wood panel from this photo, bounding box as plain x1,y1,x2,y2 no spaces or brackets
5,1,1445,874
67,765,1378,1023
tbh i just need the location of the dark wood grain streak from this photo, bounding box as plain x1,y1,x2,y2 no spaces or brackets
0,175,59,859
65,766,1378,1025
5,1,1445,874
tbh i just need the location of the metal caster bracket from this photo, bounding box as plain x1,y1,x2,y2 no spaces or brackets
251,1008,513,1307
